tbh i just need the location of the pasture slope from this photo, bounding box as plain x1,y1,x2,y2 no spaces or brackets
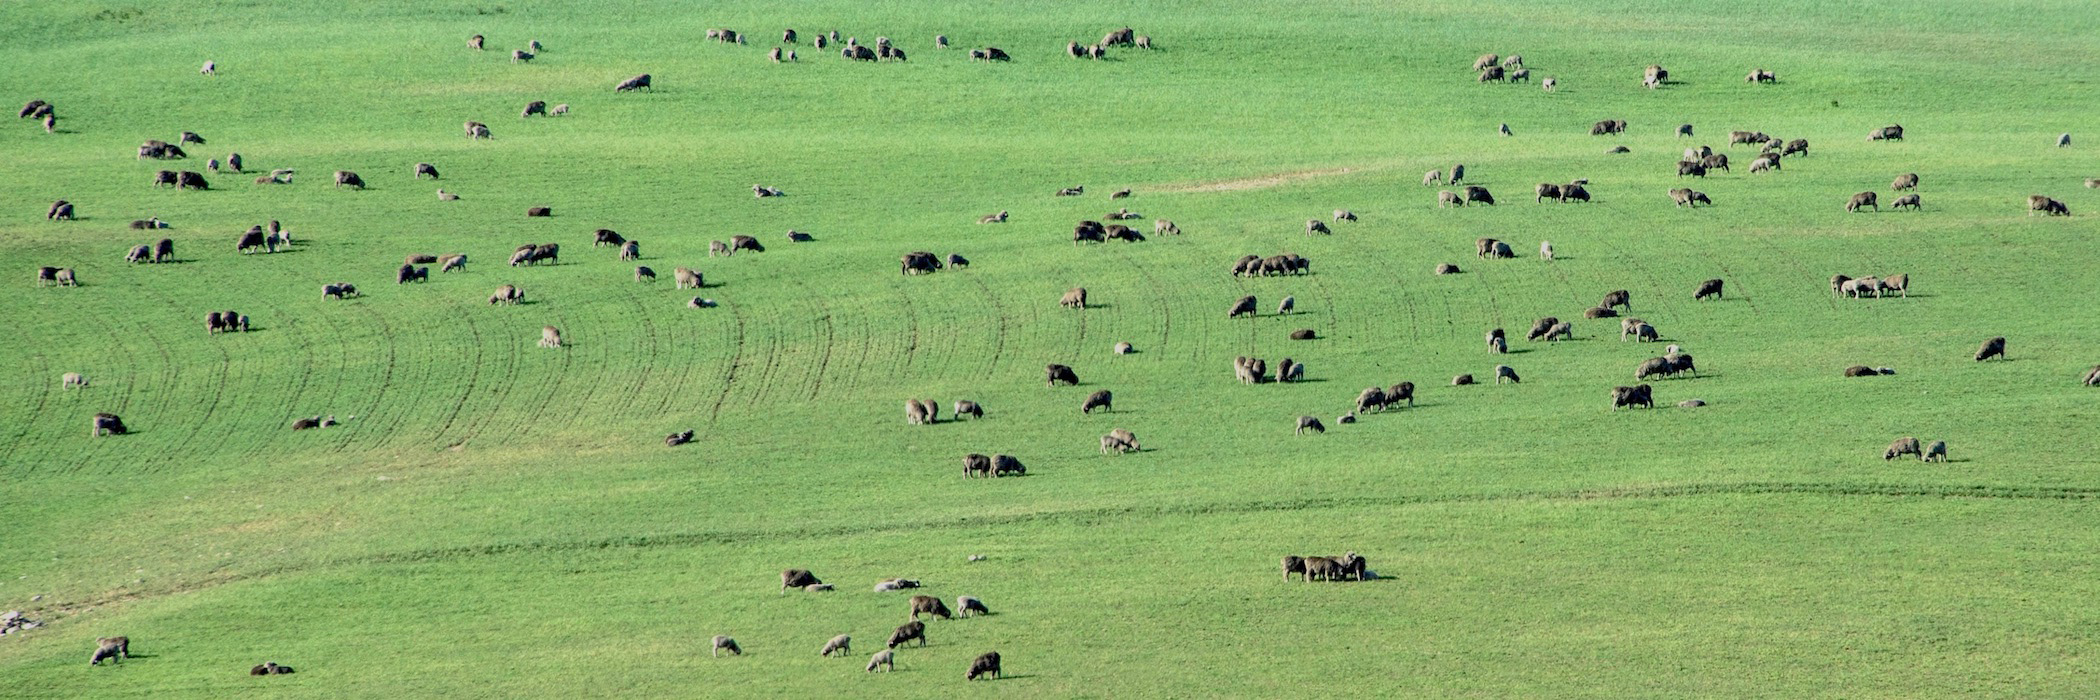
2,0,2099,696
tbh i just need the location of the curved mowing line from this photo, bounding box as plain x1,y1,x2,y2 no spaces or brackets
331,301,397,454
4,347,53,470
53,480,2100,610
706,299,747,425
961,271,1007,380
429,300,484,442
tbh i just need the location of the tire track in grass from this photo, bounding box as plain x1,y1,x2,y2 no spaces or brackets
330,302,398,454
429,300,485,443
706,299,748,425
1745,233,1839,313
961,271,1007,381
452,304,523,449
139,290,231,474
4,345,53,471
512,307,573,443
1111,247,1170,363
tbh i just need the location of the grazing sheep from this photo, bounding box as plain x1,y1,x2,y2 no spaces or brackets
967,651,1002,681
780,568,822,592
511,49,533,63
1081,390,1113,414
1869,125,1904,141
1490,241,1514,258
2057,133,2071,148
395,264,429,284
944,253,968,268
1891,194,1921,211
1228,295,1258,319
1305,219,1331,235
91,412,127,436
1332,209,1356,223
1745,68,1775,83
1276,296,1296,315
620,240,641,261
539,326,562,348
176,171,209,190
1879,273,1909,297
1668,188,1713,208
1611,384,1655,410
1678,161,1708,178
154,238,175,262
1892,173,1919,191
1922,440,1948,462
1841,190,1884,213
1884,437,1923,461
1524,317,1559,342
1046,364,1079,386
907,594,953,620
963,453,993,478
89,637,130,665
865,649,895,672
126,244,152,264
952,400,983,420
818,634,852,658
1356,386,1389,414
521,100,547,118
62,372,88,389
1423,170,1443,186
1693,278,1724,301
887,622,927,649
1438,190,1464,207
334,170,365,189
1591,119,1626,136
1600,289,1631,311
1114,341,1133,355
1154,219,1180,236
1473,53,1498,70
1535,183,1562,203
414,162,439,180
2086,366,2100,387
2028,195,2070,216
1282,555,1308,581
152,170,178,188
1494,364,1520,384
1450,164,1466,184
1463,186,1495,205
1635,357,1673,381
1478,65,1505,83
47,200,74,221
1541,76,1557,90
1296,415,1325,435
673,267,703,290
1975,336,2006,361
1060,287,1088,309
614,73,652,92
711,636,741,657
1101,433,1135,454
526,206,551,217
905,400,930,425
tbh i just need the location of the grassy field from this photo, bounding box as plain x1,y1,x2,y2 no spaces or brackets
3,0,2099,696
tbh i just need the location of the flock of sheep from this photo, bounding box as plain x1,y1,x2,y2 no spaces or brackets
19,16,2097,686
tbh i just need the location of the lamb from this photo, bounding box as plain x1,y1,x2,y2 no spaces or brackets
62,372,88,389
958,596,990,617
1295,415,1325,435
1884,437,1922,461
866,649,895,671
711,636,741,657
1670,186,1712,208
539,326,563,348
414,162,439,179
1494,364,1520,384
1924,440,1948,463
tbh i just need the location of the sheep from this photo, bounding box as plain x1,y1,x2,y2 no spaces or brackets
1600,289,1631,311
992,454,1025,477
1892,173,1919,191
1694,278,1724,300
176,171,210,190
396,264,429,284
1611,384,1655,410
1869,125,1904,141
2028,195,2070,216
1472,53,1498,71
411,162,440,181
1541,77,1556,91
1535,183,1562,203
1081,390,1113,414
1524,317,1560,342
60,371,88,389
1884,437,1923,461
1353,387,1388,414
1678,161,1707,178
1295,415,1325,435
1060,287,1088,309
1746,68,1776,83
710,636,741,657
1101,433,1135,455
1890,194,1921,211
89,636,130,665
1667,188,1712,208
1924,440,1948,462
1880,273,1910,297
1539,241,1555,260
2085,365,2100,387
1463,185,1495,205
1644,64,1667,84
510,49,534,63
1282,555,1308,581
539,326,563,348
334,170,365,189
124,244,152,264
1494,364,1520,384
1490,241,1514,258
1229,295,1258,319
905,593,956,620
1975,336,2006,361
487,284,522,305
883,621,929,649
1305,219,1331,235
91,412,128,436
614,74,652,92
1153,219,1181,236
669,267,703,290
1591,119,1626,135
1113,341,1133,355
967,651,1002,681
1438,190,1464,207
1449,164,1466,184
1423,170,1444,186
1635,357,1672,381
18,99,49,118
961,453,995,478
1478,65,1505,83
860,648,894,672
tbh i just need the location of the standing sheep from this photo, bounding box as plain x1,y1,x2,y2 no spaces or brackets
820,634,852,657
1295,415,1325,435
1081,390,1113,414
887,622,926,649
1494,364,1520,384
966,651,1002,681
1884,437,1923,460
539,326,563,348
958,596,990,617
1228,295,1257,318
1924,440,1948,463
711,636,741,657
866,649,894,672
1975,336,2006,361
1060,287,1088,309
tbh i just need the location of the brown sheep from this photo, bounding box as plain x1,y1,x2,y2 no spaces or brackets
1060,287,1088,309
1081,390,1113,414
1694,278,1724,300
175,171,209,190
1869,125,1904,141
1452,374,1474,386
993,454,1025,476
1282,555,1307,581
967,651,1002,681
1438,190,1464,207
1305,219,1331,235
780,568,822,592
1884,437,1922,460
1892,173,1919,191
886,622,928,647
2028,195,2070,216
1611,384,1654,410
1534,183,1561,203
614,74,652,92
1892,194,1921,210
1560,184,1591,202
1784,139,1809,157
91,412,128,436
526,206,552,217
674,267,703,290
953,400,983,420
1701,153,1730,172
617,240,641,261
1046,364,1079,386
89,636,130,665
1356,386,1387,414
1881,273,1910,297
1478,65,1505,83
963,453,993,478
1846,191,1879,212
1473,53,1499,70
1295,415,1325,435
1435,262,1460,275
1387,382,1416,407
539,326,562,348
1677,161,1707,178
1635,357,1672,381
396,264,429,284
1600,289,1631,311
1463,186,1495,205
632,266,657,283
1229,295,1258,319
709,636,740,657
1975,336,2006,361
1924,440,1947,462
332,170,364,189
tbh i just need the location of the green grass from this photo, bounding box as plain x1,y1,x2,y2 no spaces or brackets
3,0,2099,696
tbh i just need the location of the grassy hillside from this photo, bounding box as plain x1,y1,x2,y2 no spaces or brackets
2,0,2098,696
